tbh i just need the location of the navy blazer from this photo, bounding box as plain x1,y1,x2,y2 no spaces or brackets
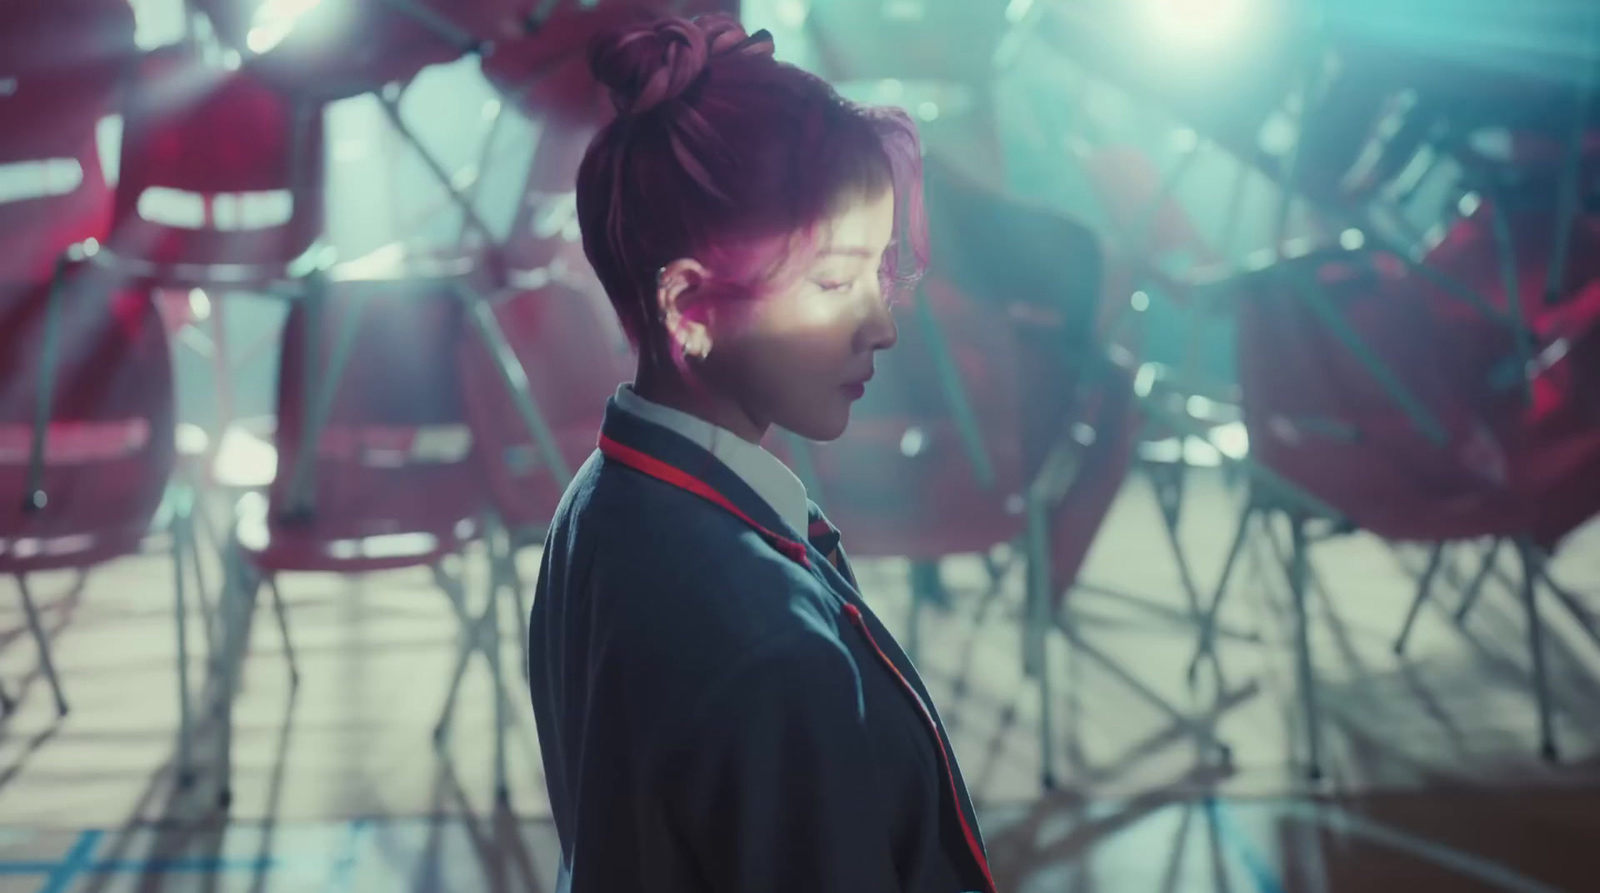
529,397,996,893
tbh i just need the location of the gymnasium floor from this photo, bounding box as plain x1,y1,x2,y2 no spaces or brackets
3,470,1599,891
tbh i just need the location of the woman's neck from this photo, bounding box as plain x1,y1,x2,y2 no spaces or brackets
633,362,767,444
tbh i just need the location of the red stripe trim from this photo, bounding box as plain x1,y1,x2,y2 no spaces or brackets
808,518,836,539
598,434,810,567
842,603,997,893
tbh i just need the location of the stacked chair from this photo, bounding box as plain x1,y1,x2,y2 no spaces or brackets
1035,0,1600,779
0,0,219,786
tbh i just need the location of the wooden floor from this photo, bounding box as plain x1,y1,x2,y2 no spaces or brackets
3,468,1600,891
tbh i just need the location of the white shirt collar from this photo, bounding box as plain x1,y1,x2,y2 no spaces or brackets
613,385,811,537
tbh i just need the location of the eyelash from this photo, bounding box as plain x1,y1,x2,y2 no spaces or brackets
815,280,853,293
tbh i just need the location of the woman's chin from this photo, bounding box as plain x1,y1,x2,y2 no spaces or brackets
783,405,852,443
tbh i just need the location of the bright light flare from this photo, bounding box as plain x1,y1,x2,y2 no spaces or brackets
1136,0,1261,56
246,0,324,55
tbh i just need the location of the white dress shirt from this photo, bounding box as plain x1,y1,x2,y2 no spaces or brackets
613,385,810,536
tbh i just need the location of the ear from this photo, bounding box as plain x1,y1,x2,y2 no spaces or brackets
656,258,714,361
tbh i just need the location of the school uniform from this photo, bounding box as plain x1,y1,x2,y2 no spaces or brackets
528,385,997,893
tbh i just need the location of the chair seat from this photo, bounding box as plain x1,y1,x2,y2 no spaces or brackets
93,251,304,292
0,524,147,574
233,492,475,574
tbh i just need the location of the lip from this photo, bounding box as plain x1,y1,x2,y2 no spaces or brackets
841,381,868,400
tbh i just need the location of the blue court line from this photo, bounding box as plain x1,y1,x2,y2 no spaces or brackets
324,818,371,893
35,830,101,893
1207,799,1289,893
0,854,281,876
0,818,372,883
0,864,59,875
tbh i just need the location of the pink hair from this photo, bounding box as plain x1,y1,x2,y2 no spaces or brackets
575,12,930,368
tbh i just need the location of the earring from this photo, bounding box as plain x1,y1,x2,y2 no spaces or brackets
681,329,711,361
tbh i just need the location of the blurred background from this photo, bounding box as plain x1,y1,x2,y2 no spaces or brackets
2,0,1599,890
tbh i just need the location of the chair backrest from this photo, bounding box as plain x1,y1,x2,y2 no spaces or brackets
800,168,1111,559
1423,203,1600,481
0,266,176,542
271,280,486,540
0,0,134,283
1046,356,1140,601
797,246,1125,561
194,0,484,100
460,280,633,528
797,277,1025,560
921,159,1106,477
1234,254,1527,539
112,48,325,275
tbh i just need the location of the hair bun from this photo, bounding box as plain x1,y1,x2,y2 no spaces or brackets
589,13,774,116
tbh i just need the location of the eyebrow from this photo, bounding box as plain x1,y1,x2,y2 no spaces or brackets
818,247,876,259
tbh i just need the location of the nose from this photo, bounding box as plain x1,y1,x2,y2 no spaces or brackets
856,286,898,353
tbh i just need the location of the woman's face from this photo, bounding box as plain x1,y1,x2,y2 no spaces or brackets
698,188,900,442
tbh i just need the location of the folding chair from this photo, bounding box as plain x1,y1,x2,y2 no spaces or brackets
209,271,500,807
1190,232,1600,778
0,268,214,782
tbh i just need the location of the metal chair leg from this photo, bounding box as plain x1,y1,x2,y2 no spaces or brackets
1024,494,1056,790
16,575,68,717
431,563,518,743
1187,501,1256,684
184,495,225,662
487,574,510,805
1517,540,1559,762
1454,538,1502,624
264,576,299,688
213,542,263,809
460,289,572,486
491,532,533,684
432,565,476,746
1058,616,1234,762
1149,463,1206,623
506,547,531,684
433,619,484,746
1393,542,1446,656
1287,516,1323,781
172,512,197,787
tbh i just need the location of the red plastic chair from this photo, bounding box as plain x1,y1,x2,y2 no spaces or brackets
209,276,502,806
111,47,326,283
1205,223,1600,775
0,270,202,754
0,0,135,284
107,46,330,459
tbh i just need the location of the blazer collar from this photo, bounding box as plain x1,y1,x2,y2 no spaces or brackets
598,397,810,564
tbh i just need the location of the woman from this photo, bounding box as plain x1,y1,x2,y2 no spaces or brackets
528,13,995,893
